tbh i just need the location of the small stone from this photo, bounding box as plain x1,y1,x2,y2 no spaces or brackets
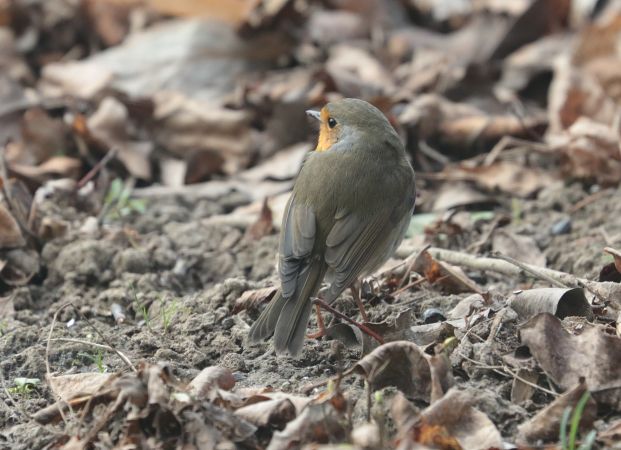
113,248,152,274
80,216,99,234
220,353,246,372
232,372,246,381
172,259,188,276
550,217,572,235
422,308,445,324
221,317,234,330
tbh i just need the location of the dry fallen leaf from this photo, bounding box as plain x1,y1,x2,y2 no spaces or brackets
152,91,254,175
599,418,621,447
245,198,274,241
17,108,69,165
234,286,278,313
82,0,138,46
0,248,39,286
354,340,434,401
517,380,596,444
555,117,621,185
396,389,503,450
149,0,254,24
187,366,235,400
87,97,153,180
445,161,558,197
0,202,25,248
326,44,395,98
492,229,546,267
508,288,593,321
520,313,621,407
10,156,82,183
548,56,621,133
47,372,113,402
234,397,296,429
267,391,347,450
603,246,621,274
414,250,488,297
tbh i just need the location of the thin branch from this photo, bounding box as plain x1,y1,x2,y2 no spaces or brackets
49,338,134,370
313,298,384,345
76,147,118,189
491,252,568,288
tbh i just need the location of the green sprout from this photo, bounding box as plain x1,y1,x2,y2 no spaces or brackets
160,297,179,334
560,391,597,450
103,178,147,220
511,198,522,225
77,350,107,373
130,284,150,327
139,303,150,327
8,378,40,396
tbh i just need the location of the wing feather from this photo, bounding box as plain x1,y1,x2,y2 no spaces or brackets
279,194,316,298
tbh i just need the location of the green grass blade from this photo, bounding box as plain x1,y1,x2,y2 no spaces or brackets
569,391,591,450
560,407,571,449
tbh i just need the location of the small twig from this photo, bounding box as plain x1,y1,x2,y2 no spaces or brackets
418,140,449,165
46,303,74,426
467,214,506,254
395,247,616,304
76,147,118,190
392,276,428,297
599,227,614,246
398,244,430,289
302,362,362,395
458,351,558,397
569,190,610,214
508,100,545,142
313,299,384,345
495,368,559,397
491,253,568,288
301,375,335,394
0,150,38,243
365,380,371,422
70,306,137,373
483,136,518,166
49,338,134,370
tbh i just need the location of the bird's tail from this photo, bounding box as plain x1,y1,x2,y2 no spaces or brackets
248,261,325,356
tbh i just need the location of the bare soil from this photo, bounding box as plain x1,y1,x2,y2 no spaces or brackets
1,179,618,449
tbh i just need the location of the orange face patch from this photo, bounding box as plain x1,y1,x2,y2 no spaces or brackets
315,107,338,152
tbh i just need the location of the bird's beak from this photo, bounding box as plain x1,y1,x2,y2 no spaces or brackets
305,110,321,121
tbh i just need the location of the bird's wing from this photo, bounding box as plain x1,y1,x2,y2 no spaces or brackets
324,201,412,301
278,193,317,298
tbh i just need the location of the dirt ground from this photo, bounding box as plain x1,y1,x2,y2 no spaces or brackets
3,1,621,447
1,176,619,449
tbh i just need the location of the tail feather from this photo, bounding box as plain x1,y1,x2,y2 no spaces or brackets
248,290,287,342
248,261,325,356
274,262,325,355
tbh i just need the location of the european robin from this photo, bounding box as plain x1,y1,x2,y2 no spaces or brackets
248,98,416,356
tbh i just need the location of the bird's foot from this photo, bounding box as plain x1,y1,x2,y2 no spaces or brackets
312,298,384,344
306,303,326,339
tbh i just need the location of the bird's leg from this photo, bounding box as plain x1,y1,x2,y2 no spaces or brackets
312,298,384,344
306,302,327,339
350,280,368,322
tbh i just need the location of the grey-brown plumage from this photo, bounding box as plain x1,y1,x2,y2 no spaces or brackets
248,98,416,356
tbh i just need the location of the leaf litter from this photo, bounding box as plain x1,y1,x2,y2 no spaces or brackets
2,0,621,449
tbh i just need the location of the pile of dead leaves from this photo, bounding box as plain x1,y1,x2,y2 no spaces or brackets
2,0,621,233
35,316,621,450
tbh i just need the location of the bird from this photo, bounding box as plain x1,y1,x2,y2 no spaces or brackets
248,98,416,356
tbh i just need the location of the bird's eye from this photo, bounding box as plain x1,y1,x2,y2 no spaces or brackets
327,117,337,129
